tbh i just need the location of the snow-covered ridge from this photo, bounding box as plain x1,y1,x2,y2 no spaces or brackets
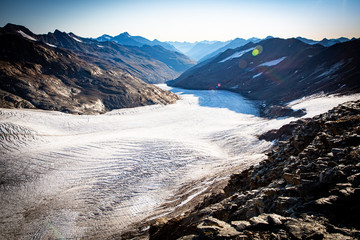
258,56,287,67
17,30,37,41
218,48,255,63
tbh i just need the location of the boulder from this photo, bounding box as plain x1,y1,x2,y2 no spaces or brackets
197,217,241,239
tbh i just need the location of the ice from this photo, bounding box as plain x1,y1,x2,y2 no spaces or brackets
1,85,357,239
17,30,37,41
258,56,287,67
252,72,263,78
218,48,254,63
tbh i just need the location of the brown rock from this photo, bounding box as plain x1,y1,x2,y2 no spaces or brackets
284,218,326,240
197,217,241,239
283,173,301,185
177,235,199,240
231,221,251,231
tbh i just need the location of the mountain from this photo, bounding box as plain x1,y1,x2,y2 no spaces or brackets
95,32,179,52
166,41,197,54
0,24,181,114
317,37,350,47
199,36,274,62
297,36,350,47
9,25,195,84
168,38,360,111
296,36,319,45
182,41,231,61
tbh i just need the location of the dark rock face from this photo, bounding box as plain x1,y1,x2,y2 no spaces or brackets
0,24,181,114
149,100,360,240
169,38,360,110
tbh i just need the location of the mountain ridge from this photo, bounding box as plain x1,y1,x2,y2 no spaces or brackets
94,32,179,52
0,24,181,114
5,24,196,84
168,37,360,117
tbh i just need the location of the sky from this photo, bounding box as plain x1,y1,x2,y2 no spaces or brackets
1,0,360,42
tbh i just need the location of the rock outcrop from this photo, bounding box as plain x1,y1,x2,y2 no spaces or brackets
0,24,181,114
149,100,360,240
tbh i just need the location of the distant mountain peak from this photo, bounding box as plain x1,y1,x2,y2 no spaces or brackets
120,32,131,37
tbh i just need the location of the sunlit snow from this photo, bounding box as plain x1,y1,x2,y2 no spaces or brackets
17,30,37,41
46,43,57,48
258,56,287,67
1,85,358,238
289,93,360,118
253,72,263,78
218,48,254,63
70,35,83,43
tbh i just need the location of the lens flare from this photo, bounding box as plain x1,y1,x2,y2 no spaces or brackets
252,45,263,56
209,87,217,95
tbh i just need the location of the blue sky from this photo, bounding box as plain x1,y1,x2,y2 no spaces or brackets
1,0,359,42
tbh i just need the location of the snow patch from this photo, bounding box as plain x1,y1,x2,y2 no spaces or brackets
252,72,262,78
258,57,287,67
218,48,254,63
288,93,360,118
316,61,344,78
17,30,37,41
46,43,57,48
70,35,83,43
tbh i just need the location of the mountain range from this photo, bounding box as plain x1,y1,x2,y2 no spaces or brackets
1,23,359,116
296,36,351,47
168,37,360,115
167,36,354,63
95,32,179,52
0,24,190,114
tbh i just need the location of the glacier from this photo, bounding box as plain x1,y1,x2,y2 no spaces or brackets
1,85,359,239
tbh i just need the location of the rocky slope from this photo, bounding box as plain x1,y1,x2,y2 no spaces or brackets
149,100,360,240
0,25,180,114
168,38,360,117
3,24,196,84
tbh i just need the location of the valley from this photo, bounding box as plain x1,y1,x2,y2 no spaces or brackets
1,0,360,239
1,85,358,239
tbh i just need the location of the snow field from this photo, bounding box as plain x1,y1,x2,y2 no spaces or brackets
1,85,358,239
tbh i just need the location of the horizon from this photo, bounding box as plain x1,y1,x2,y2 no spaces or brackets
1,0,360,42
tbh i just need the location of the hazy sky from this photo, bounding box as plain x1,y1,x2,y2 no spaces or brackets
1,0,360,42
